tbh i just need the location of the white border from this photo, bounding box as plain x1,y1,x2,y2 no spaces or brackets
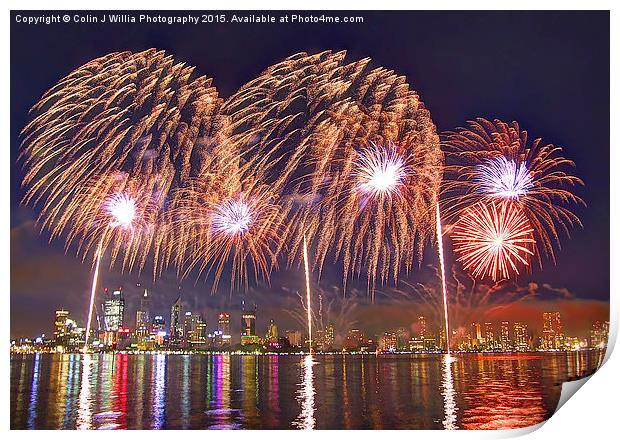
2,1,616,438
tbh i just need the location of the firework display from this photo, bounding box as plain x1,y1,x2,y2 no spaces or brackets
20,48,230,275
451,200,536,281
442,118,583,273
20,50,583,298
224,51,442,294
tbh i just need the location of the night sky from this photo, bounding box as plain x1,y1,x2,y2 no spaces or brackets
10,10,610,339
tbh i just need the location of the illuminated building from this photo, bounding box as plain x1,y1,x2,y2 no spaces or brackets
241,302,258,345
54,310,70,344
418,316,427,338
285,330,302,348
151,315,166,346
215,312,232,347
103,289,125,331
266,319,278,342
102,289,125,346
513,322,529,351
484,322,495,349
470,322,482,348
409,338,424,352
135,288,151,339
542,312,564,350
424,335,438,352
379,332,398,352
500,321,511,350
182,311,207,348
169,296,182,347
589,320,609,348
324,323,335,349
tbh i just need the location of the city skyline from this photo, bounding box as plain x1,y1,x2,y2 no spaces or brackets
11,283,609,353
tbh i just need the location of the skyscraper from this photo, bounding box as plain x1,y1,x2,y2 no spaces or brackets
418,316,427,338
266,319,278,342
513,322,529,351
135,289,151,339
103,289,125,331
216,312,231,346
102,289,125,347
324,323,335,349
169,296,182,347
54,310,70,344
500,321,511,351
484,322,495,349
151,315,166,346
241,302,258,345
182,311,207,348
542,311,564,350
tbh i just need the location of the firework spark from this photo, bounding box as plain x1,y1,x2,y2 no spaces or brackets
175,182,286,292
354,143,412,200
451,201,536,281
442,118,583,264
105,192,137,230
474,156,533,200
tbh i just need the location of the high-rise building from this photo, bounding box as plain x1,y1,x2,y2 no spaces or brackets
590,321,609,348
285,330,302,347
513,322,529,351
54,310,70,344
542,312,564,350
418,316,427,338
241,302,258,345
151,315,166,346
500,321,511,350
169,296,182,346
103,289,125,331
266,319,278,342
484,322,495,349
214,312,232,347
102,289,125,346
324,323,335,349
182,311,207,348
135,289,151,338
470,323,482,348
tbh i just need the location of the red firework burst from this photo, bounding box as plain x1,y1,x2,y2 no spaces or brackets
451,201,536,281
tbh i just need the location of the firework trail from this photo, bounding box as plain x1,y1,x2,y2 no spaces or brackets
223,51,442,297
436,202,451,353
83,240,102,352
20,49,230,276
451,200,536,282
303,235,313,352
442,118,584,268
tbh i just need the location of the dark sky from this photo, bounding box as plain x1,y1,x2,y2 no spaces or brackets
10,11,610,338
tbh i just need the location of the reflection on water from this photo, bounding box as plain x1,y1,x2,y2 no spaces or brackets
441,354,458,430
294,355,316,429
10,351,604,430
152,354,166,429
76,354,92,430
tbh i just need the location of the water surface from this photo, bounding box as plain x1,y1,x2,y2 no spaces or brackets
10,351,604,430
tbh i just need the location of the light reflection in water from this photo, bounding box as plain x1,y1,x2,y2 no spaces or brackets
152,354,167,429
294,355,316,430
27,353,41,429
180,355,190,429
77,354,93,430
441,354,458,430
